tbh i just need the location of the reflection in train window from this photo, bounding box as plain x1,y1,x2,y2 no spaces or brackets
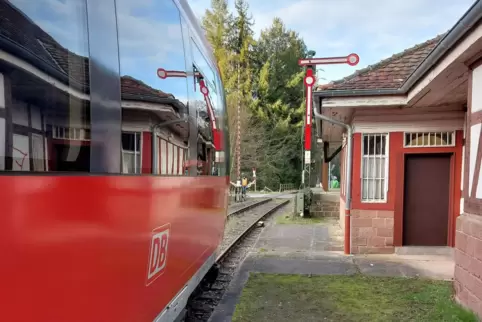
192,61,223,176
122,132,141,174
0,0,90,172
117,0,189,175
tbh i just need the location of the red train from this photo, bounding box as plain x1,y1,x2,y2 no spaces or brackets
0,0,229,321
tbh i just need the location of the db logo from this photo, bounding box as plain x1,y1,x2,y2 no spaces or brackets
146,224,170,286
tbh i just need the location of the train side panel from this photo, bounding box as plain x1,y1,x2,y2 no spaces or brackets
0,176,227,322
0,0,230,320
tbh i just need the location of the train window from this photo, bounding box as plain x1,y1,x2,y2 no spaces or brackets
121,132,141,174
0,0,91,173
191,40,225,177
117,0,189,175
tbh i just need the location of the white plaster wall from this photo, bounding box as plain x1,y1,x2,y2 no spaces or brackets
30,105,42,130
472,65,482,198
12,99,28,126
461,115,466,214
468,124,480,198
0,73,4,109
352,107,465,133
472,65,482,113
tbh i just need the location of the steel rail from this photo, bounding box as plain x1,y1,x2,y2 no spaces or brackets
227,198,272,217
216,199,290,262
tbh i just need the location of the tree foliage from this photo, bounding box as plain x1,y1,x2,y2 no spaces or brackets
202,1,309,189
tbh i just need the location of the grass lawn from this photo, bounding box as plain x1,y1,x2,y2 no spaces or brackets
276,214,325,225
232,273,477,322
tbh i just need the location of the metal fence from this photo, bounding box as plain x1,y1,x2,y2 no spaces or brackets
279,183,295,192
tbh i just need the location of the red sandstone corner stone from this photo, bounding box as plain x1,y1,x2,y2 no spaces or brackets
472,219,482,241
456,216,464,232
372,218,386,228
469,257,482,279
466,236,477,257
455,249,471,270
469,275,482,303
357,210,378,218
455,280,467,302
385,217,394,227
357,246,394,254
377,228,393,238
352,237,367,246
455,265,471,289
475,237,482,262
376,210,394,218
466,289,482,317
358,227,376,238
350,209,361,216
352,218,372,227
455,231,468,253
368,236,386,247
385,237,393,246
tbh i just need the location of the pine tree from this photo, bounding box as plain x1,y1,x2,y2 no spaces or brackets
202,5,310,189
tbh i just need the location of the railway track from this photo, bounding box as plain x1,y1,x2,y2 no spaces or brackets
184,199,290,322
227,198,272,217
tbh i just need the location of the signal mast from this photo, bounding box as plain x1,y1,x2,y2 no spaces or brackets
298,53,359,194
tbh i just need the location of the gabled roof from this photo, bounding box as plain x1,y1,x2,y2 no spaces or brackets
316,35,444,91
0,1,173,103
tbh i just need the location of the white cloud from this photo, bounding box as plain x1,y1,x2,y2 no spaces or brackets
189,0,475,81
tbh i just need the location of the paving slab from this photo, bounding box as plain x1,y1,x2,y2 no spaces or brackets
246,256,357,275
354,254,454,280
209,210,456,322
254,216,344,257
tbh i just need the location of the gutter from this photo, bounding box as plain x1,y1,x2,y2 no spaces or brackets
313,99,354,255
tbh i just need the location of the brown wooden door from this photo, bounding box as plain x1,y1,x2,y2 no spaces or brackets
403,154,451,246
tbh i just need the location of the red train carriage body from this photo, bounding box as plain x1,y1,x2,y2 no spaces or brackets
0,0,229,321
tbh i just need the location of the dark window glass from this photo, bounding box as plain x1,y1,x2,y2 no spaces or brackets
0,0,90,173
363,134,386,156
121,132,141,174
117,0,189,176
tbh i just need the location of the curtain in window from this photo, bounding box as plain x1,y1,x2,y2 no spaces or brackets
31,133,45,171
160,139,167,175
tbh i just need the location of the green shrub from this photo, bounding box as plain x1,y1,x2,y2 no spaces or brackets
303,188,313,217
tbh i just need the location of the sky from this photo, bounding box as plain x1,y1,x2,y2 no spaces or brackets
189,0,475,83
7,0,477,95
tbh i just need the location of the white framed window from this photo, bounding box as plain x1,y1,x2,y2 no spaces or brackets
404,131,455,147
361,133,389,202
52,126,90,141
31,133,45,171
122,132,141,174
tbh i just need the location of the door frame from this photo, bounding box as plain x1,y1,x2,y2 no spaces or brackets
393,135,462,247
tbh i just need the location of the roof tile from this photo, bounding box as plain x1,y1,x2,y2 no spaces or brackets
316,34,445,91
1,1,173,103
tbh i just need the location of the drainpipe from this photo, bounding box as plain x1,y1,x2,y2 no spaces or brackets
313,101,353,255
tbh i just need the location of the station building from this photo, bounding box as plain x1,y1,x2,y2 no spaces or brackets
314,1,482,315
